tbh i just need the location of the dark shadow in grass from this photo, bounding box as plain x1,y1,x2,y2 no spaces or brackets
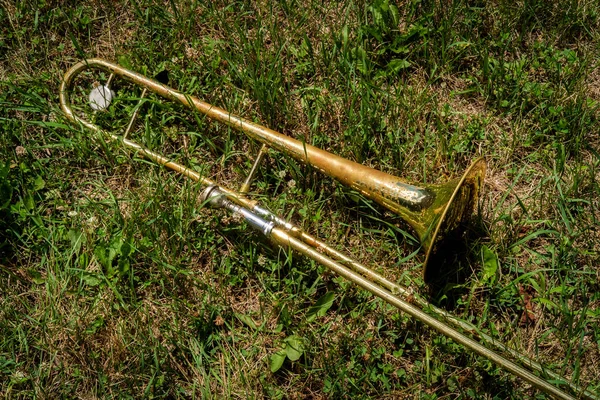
424,220,486,310
0,210,19,267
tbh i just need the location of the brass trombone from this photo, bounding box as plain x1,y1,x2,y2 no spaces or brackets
60,59,594,400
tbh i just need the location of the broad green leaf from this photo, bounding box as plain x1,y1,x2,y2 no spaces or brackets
95,236,125,277
307,291,336,322
68,229,84,254
389,4,399,26
33,176,45,191
284,335,305,361
109,236,123,256
481,245,498,284
94,239,121,277
119,240,131,258
355,47,369,75
270,349,286,373
24,194,34,211
81,272,102,286
388,59,411,73
235,313,258,330
447,41,471,49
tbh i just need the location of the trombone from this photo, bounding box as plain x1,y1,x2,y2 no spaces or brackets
60,58,594,400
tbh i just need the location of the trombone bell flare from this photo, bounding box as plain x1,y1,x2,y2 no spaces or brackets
421,157,486,281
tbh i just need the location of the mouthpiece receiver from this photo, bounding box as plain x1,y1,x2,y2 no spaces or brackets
200,185,274,236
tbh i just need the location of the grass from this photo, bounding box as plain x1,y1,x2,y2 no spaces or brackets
1,0,599,398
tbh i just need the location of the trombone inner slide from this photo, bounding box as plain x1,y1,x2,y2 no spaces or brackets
59,59,593,400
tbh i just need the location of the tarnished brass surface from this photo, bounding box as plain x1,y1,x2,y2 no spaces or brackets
59,59,593,400
60,58,485,277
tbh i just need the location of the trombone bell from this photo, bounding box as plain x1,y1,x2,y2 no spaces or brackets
417,158,486,281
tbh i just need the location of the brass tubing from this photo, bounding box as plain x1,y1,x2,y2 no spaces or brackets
268,228,576,400
198,185,582,399
240,144,269,193
59,58,486,277
254,208,594,400
298,236,593,399
61,59,426,211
